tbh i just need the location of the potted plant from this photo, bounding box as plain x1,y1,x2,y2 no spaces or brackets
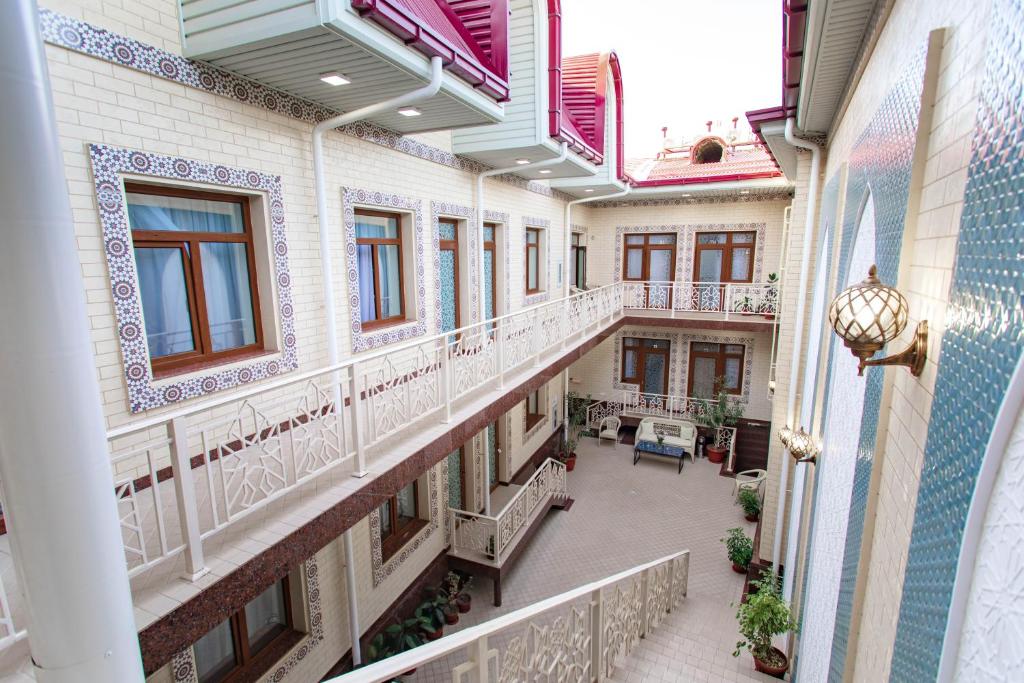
733,295,755,314
560,391,590,471
697,386,744,464
763,272,779,320
437,572,462,623
454,574,473,613
415,599,446,640
657,434,665,446
722,527,753,574
738,488,761,522
733,572,798,677
368,618,424,676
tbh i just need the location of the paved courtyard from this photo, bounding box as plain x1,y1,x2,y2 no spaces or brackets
414,436,776,682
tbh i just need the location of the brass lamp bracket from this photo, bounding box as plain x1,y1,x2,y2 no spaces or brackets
858,321,928,377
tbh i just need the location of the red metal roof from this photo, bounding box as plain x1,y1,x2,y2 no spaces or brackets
351,0,510,101
627,134,782,187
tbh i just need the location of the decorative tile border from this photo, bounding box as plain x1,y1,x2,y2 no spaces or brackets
368,466,440,587
343,188,427,352
523,216,552,307
523,404,550,444
612,222,766,283
611,330,679,395
677,333,755,403
589,189,793,208
39,9,573,201
169,557,323,683
431,201,474,331
88,144,298,413
483,210,511,320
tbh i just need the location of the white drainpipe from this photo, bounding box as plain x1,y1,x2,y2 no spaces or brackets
772,118,822,574
475,143,567,515
0,1,145,680
311,55,443,666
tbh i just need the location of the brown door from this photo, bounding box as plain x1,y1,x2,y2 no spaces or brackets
621,337,671,395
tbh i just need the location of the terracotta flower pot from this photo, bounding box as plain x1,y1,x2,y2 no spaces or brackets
745,513,759,523
425,627,443,641
707,445,727,464
732,562,747,574
753,647,789,678
565,456,577,472
444,610,459,625
456,595,471,613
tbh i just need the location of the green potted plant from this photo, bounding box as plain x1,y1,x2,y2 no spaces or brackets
561,391,590,471
437,572,462,623
366,617,424,676
454,574,473,613
722,527,753,574
657,433,665,446
733,295,755,314
763,272,779,320
738,488,761,522
733,572,798,677
415,598,446,641
697,386,744,464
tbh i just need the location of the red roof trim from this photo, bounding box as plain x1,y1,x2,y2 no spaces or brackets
745,105,788,172
631,170,783,188
352,0,511,101
781,0,807,117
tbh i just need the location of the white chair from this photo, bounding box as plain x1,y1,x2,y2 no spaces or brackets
598,416,621,443
733,469,767,500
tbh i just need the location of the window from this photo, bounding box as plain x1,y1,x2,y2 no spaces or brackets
126,183,263,376
688,342,746,397
623,233,676,282
693,231,756,283
378,481,425,560
483,223,498,320
525,390,543,431
621,337,671,395
438,218,460,333
525,227,542,294
355,209,406,329
570,233,587,288
194,578,296,683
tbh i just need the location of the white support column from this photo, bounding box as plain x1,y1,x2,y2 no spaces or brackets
482,431,492,516
169,417,208,581
342,529,362,666
0,2,145,680
590,588,605,681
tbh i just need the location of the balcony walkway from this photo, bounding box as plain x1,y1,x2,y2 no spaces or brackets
410,437,774,682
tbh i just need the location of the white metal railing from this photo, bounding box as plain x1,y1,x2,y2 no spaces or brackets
621,280,779,318
450,458,567,565
327,549,690,682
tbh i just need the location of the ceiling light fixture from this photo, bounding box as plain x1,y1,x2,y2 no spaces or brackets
516,158,531,165
585,189,594,193
539,169,552,174
397,107,422,117
828,265,928,376
319,72,351,86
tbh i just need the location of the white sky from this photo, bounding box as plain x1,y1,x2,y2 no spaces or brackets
560,0,782,159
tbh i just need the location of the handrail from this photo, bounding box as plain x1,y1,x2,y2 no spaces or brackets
327,549,690,682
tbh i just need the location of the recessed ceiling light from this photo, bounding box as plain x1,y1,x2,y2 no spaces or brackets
585,189,594,193
320,72,350,86
516,158,531,165
740,190,750,195
539,169,552,174
681,193,691,198
398,107,422,117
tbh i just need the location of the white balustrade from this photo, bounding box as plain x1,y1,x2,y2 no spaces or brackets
450,457,567,565
622,280,779,319
326,549,690,682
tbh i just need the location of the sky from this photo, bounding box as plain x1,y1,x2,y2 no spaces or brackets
560,0,782,159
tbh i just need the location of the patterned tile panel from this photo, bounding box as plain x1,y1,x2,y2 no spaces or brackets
892,1,1024,678
88,145,298,412
431,201,474,332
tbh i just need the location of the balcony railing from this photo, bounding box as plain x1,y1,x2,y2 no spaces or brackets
327,549,690,682
622,280,779,318
450,457,567,565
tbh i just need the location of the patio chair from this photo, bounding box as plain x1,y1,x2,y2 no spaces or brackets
733,469,767,500
598,416,621,443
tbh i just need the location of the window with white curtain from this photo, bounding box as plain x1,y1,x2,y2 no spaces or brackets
355,209,406,328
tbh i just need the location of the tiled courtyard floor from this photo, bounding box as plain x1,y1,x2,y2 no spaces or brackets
414,436,776,682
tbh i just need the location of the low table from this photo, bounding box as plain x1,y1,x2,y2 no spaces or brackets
633,439,688,474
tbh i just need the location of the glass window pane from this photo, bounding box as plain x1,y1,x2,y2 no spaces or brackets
733,232,755,244
527,249,538,290
135,246,196,359
447,449,464,510
396,484,416,521
483,225,495,242
626,248,643,278
569,248,577,287
194,619,237,683
526,230,539,245
697,233,727,245
643,354,666,394
624,350,637,378
693,342,720,353
649,250,673,281
649,234,676,245
724,358,741,389
624,337,639,345
355,213,399,239
377,244,402,318
625,235,644,245
487,423,498,486
127,193,244,234
725,344,745,355
645,339,670,350
244,581,288,654
697,250,723,282
691,357,717,398
730,248,752,281
571,233,580,246
357,245,377,323
200,243,257,352
378,500,392,540
576,249,586,287
483,250,495,320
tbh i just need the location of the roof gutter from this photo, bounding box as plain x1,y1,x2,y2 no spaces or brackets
773,117,821,595
311,55,443,667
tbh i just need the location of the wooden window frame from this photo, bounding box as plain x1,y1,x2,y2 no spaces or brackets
525,389,543,431
483,222,499,318
196,577,298,683
620,337,671,395
355,208,407,331
525,227,542,295
379,481,426,561
692,231,757,284
687,342,746,396
126,182,265,378
570,233,587,288
622,233,677,282
439,218,461,331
